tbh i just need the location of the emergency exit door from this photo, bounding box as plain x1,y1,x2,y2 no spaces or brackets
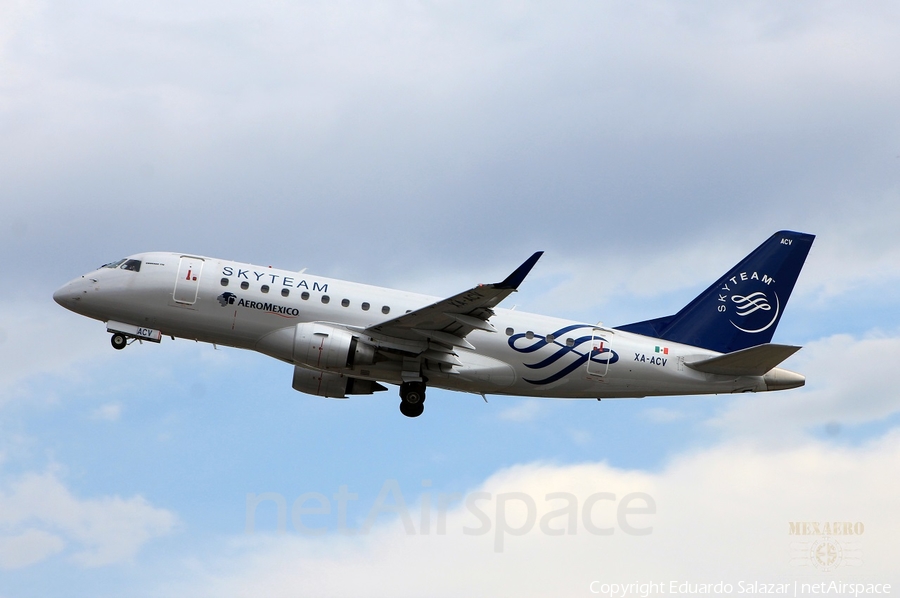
173,256,204,304
586,328,612,377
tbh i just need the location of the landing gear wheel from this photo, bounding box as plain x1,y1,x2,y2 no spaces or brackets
399,381,426,418
400,381,426,405
399,401,425,418
111,333,127,350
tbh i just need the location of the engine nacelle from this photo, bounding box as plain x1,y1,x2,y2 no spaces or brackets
291,366,387,398
256,322,376,371
294,322,376,370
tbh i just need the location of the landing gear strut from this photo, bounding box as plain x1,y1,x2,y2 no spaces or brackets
399,381,426,418
111,333,128,350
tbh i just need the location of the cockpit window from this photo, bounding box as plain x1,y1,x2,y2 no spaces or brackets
120,259,142,272
100,258,141,271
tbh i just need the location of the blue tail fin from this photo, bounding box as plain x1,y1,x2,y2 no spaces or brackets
615,230,815,354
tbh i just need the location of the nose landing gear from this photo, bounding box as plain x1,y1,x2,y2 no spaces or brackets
111,333,128,350
399,381,426,418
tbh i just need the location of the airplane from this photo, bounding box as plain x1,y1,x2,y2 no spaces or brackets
53,230,814,418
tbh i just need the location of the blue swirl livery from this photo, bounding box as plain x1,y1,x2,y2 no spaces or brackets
509,324,619,385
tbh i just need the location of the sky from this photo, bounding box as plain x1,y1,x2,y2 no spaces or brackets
1,1,899,596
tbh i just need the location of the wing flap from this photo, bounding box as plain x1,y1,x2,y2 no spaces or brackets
412,328,477,351
685,343,802,377
445,312,497,333
421,349,463,367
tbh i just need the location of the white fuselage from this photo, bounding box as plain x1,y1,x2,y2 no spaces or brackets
53,252,798,400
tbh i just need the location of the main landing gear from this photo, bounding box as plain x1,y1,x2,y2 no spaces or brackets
399,381,426,418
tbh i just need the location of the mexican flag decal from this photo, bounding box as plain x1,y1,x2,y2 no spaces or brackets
654,346,669,355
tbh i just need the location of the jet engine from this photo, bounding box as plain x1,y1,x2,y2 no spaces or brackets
292,365,387,398
294,322,376,370
256,322,377,371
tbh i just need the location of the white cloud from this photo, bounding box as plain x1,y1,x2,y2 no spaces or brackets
90,402,122,422
172,432,900,596
525,239,737,319
0,470,177,568
798,196,900,301
0,293,243,413
641,407,686,424
0,529,65,570
497,399,541,422
524,206,900,324
0,297,109,406
567,429,591,446
2,0,899,273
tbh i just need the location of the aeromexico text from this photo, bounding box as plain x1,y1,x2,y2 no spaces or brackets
235,298,300,317
221,266,329,293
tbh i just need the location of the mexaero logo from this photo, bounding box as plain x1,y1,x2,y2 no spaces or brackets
717,271,780,334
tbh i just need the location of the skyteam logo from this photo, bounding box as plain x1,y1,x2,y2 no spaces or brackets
732,291,771,316
717,271,780,334
509,324,618,385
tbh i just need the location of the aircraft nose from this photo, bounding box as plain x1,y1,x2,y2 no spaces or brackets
53,284,73,307
53,279,84,309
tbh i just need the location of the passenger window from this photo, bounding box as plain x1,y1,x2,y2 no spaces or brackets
525,331,534,339
545,334,555,343
506,327,514,336
261,285,269,293
566,338,575,347
341,299,350,307
220,278,229,287
361,302,370,311
301,291,310,300
241,281,249,290
322,295,330,304
382,306,390,314
281,288,290,297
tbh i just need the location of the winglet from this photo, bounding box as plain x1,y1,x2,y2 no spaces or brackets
495,251,544,290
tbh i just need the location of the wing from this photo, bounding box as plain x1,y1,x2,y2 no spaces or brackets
364,251,543,352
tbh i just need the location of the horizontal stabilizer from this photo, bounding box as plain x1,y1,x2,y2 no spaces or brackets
685,343,801,377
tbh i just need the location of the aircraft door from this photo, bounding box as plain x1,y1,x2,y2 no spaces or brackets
586,328,612,377
173,256,204,304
